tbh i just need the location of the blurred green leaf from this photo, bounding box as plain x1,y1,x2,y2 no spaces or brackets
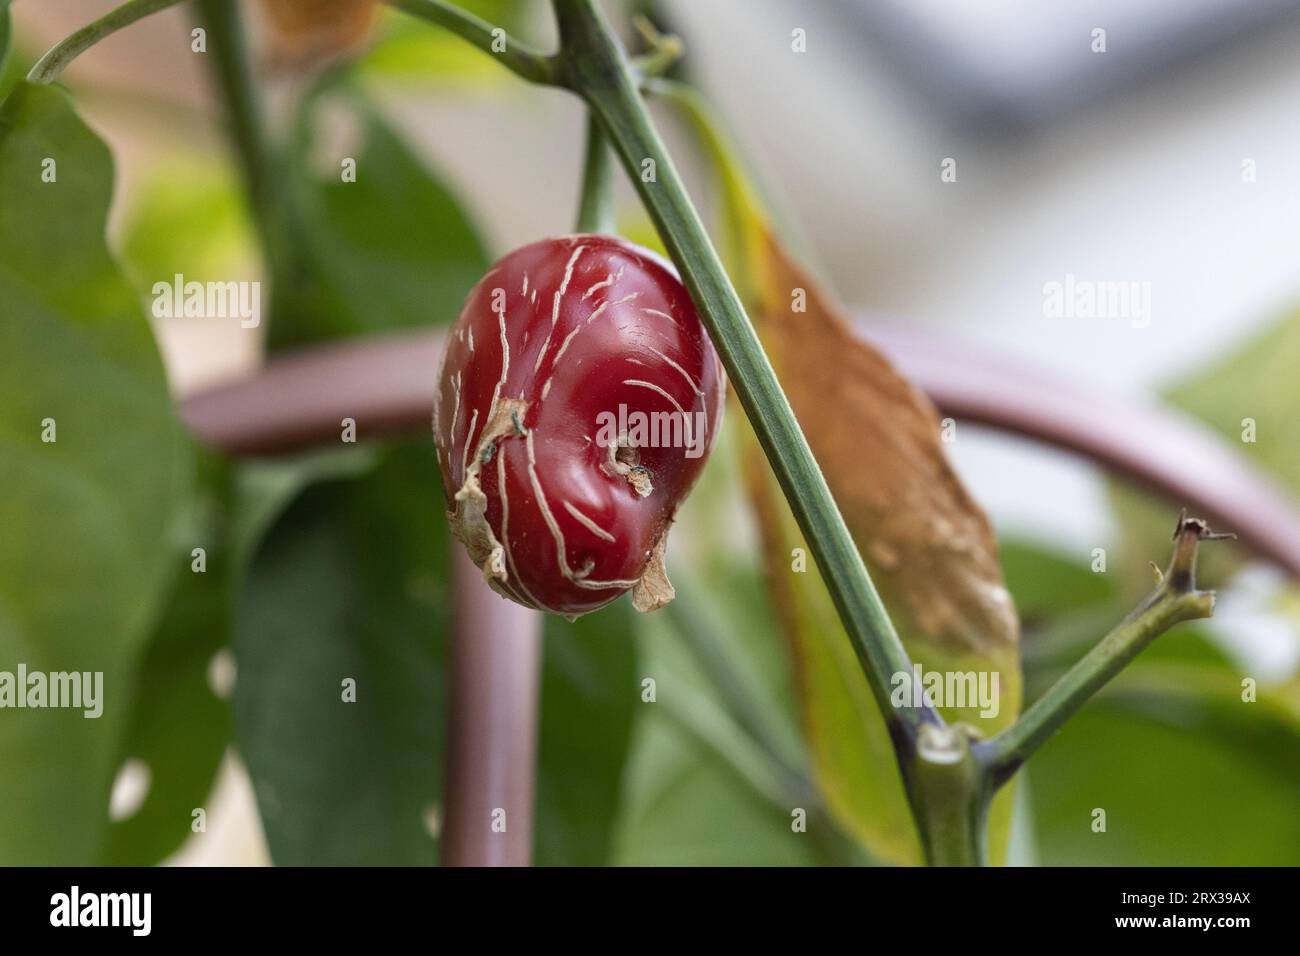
1166,305,1300,489
1107,307,1300,591
1000,539,1116,625
1029,666,1300,865
358,2,529,87
610,436,859,865
118,156,259,293
230,446,379,567
742,488,924,864
535,603,638,866
612,619,824,866
101,455,233,866
234,437,644,866
1008,539,1300,865
234,442,448,865
272,91,489,347
0,82,192,863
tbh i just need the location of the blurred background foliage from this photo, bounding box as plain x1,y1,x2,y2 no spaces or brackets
1,0,1298,866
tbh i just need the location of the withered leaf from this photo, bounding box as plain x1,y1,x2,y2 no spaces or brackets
665,81,1021,861
752,234,1018,659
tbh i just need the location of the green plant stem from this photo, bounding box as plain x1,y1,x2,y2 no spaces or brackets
195,0,302,341
28,0,187,84
549,0,920,739
386,0,558,84
628,15,683,79
907,724,986,866
574,111,615,233
979,517,1221,787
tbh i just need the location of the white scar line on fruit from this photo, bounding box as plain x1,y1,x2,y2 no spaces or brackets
460,407,479,478
624,378,699,450
552,293,640,369
643,308,677,325
562,500,616,542
624,379,690,421
521,272,529,296
590,293,639,324
526,430,638,590
495,450,527,607
467,326,474,353
646,346,703,396
448,372,462,452
583,266,624,300
498,448,553,612
533,245,587,374
484,299,511,436
538,292,642,402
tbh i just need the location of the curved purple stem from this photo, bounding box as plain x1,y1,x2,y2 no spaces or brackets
183,323,1300,576
862,321,1300,578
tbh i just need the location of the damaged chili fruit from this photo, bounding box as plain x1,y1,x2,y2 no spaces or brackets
434,235,726,618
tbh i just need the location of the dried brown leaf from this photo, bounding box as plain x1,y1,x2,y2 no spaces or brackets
753,235,1018,656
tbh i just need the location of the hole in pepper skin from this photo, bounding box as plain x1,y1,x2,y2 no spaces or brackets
608,440,653,497
615,443,639,469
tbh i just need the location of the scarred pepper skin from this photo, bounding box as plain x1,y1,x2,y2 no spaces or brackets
434,235,726,618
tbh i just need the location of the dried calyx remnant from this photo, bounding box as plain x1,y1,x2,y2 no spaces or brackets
433,235,726,620
1159,508,1236,593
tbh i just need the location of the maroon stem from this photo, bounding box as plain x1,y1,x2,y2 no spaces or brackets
181,329,444,453
863,321,1300,577
440,547,543,867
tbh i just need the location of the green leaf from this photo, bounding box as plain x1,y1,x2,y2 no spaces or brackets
614,722,820,866
1029,666,1300,865
534,602,638,866
233,441,448,865
608,436,860,865
1000,539,1116,625
0,82,192,863
101,457,232,865
612,623,824,867
272,92,489,347
118,156,259,293
1165,304,1300,489
612,579,865,866
1107,306,1300,591
357,2,529,87
744,489,924,864
233,439,642,867
104,447,383,866
1004,536,1300,863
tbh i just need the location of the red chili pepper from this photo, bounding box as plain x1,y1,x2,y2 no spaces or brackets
435,235,726,618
